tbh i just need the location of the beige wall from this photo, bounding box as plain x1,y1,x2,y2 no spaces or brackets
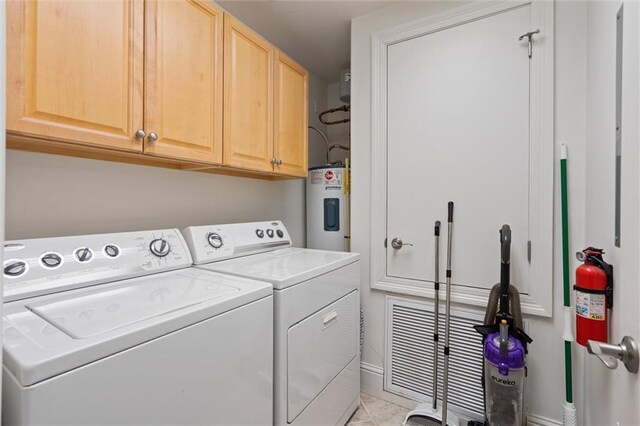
6,150,307,245
308,72,330,168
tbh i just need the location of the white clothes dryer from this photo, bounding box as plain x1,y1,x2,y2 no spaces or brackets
2,229,273,426
183,221,361,426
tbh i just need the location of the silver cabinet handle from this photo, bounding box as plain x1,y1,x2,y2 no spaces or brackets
147,132,158,142
270,159,277,165
587,336,639,373
277,159,283,165
135,129,146,139
391,238,413,250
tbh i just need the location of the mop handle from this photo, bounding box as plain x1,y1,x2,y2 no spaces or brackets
442,202,454,426
433,221,441,411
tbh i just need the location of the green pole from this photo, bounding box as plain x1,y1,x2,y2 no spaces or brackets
561,145,576,424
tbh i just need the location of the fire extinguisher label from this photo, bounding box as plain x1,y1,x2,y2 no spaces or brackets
576,291,606,320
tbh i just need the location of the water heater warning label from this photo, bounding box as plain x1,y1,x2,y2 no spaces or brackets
309,169,342,185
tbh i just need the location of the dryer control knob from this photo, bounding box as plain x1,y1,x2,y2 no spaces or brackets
255,229,264,239
104,245,120,258
276,229,284,238
207,233,224,249
266,229,274,238
74,247,94,263
41,252,63,268
149,239,170,258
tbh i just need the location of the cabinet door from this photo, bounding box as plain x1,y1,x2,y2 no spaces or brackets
274,51,308,177
7,0,143,151
144,0,223,164
223,14,274,173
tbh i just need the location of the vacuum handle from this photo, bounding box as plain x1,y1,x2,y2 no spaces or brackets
448,202,454,223
500,224,511,264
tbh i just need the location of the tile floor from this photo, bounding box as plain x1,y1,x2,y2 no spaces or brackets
346,393,410,426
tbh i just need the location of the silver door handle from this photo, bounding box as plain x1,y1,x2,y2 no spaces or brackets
147,132,158,142
391,238,413,250
587,336,639,373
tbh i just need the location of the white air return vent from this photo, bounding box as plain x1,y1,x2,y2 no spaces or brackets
384,296,487,418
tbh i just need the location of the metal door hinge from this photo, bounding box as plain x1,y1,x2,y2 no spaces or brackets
519,29,540,59
527,241,532,262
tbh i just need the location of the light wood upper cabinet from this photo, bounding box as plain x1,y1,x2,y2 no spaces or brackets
7,0,144,152
274,51,308,177
7,3,309,179
223,14,274,173
144,0,223,164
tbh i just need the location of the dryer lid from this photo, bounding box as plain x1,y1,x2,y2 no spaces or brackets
200,248,359,290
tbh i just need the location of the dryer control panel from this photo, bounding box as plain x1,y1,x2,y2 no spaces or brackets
183,220,292,265
3,229,192,302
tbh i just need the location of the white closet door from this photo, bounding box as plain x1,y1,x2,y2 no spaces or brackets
386,5,531,291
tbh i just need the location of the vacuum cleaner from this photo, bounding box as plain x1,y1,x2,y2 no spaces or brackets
472,225,533,426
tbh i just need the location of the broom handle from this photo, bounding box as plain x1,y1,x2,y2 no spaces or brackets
442,202,454,425
561,144,576,424
433,221,441,411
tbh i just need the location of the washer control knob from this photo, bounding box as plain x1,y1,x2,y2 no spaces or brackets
266,229,274,238
149,239,170,258
256,229,264,239
4,260,27,278
207,233,224,249
41,252,63,268
74,247,94,263
276,229,284,238
104,245,120,258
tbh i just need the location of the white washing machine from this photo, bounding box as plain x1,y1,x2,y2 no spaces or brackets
183,221,361,426
2,229,273,426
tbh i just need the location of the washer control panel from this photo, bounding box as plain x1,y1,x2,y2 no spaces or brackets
3,229,192,302
183,220,292,265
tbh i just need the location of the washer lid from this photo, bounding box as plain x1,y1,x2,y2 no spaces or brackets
27,274,240,339
199,248,359,290
3,268,272,386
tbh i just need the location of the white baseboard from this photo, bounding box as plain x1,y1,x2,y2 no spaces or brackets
360,362,417,410
360,363,562,426
527,414,563,426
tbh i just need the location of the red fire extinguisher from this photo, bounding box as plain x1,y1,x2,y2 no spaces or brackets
574,247,613,347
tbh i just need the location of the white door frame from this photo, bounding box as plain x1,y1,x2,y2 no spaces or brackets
369,0,554,316
1,0,7,408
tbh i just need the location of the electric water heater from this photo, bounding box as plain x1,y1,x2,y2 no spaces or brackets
306,165,347,251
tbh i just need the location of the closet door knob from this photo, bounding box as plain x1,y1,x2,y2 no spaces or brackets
147,132,158,142
135,129,146,139
277,159,283,165
270,158,277,165
391,238,413,249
